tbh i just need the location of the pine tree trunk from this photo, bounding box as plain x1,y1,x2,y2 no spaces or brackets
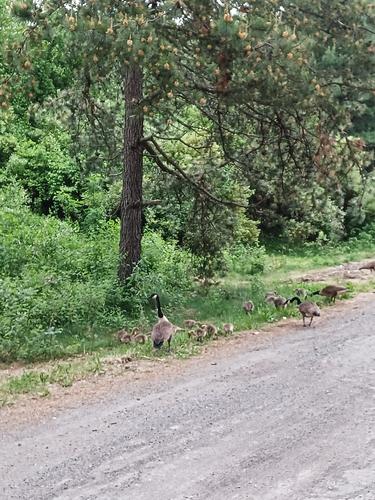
118,65,144,282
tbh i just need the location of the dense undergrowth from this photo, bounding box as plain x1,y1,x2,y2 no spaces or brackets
1,184,374,364
0,185,192,362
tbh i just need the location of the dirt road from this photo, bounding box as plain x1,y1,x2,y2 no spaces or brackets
1,293,375,500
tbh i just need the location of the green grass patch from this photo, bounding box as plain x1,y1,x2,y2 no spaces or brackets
0,354,104,406
264,244,375,283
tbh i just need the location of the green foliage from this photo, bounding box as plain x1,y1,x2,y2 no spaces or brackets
0,184,193,361
0,183,373,366
124,232,194,315
3,130,81,217
79,174,121,229
0,0,374,366
224,245,266,276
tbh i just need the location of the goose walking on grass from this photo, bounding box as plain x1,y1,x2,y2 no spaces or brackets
289,296,321,327
310,285,347,303
150,294,178,351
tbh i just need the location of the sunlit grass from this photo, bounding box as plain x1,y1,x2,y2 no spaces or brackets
0,354,104,406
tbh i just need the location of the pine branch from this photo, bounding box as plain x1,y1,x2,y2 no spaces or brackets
143,140,247,209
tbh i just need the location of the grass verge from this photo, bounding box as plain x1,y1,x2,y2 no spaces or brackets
1,269,373,407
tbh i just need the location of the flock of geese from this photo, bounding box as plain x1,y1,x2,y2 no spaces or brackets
148,285,350,348
115,284,349,350
115,260,375,351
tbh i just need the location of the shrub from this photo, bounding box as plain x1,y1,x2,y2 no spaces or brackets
123,231,194,316
3,131,81,217
223,244,266,275
0,185,194,361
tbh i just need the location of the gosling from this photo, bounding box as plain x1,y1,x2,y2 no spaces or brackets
205,323,218,337
116,330,132,343
184,319,197,329
222,323,234,334
267,295,289,309
195,326,207,342
243,300,254,314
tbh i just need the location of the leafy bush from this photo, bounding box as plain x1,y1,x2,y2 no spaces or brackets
224,244,266,276
280,191,346,244
3,130,81,217
0,185,193,361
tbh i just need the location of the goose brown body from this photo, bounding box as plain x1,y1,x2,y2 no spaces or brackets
312,285,347,303
243,300,254,314
151,316,175,348
290,296,320,327
150,294,177,350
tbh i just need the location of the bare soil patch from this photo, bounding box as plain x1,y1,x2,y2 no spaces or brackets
291,257,375,283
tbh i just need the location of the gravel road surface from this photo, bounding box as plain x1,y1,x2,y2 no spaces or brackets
1,294,375,500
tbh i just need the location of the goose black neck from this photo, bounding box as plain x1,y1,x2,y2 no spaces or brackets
155,295,164,318
289,296,301,305
311,290,320,296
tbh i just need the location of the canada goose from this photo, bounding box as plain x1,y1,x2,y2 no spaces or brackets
195,326,207,341
359,261,375,272
289,296,320,327
243,300,254,314
267,295,289,309
184,319,197,329
116,329,132,343
150,294,177,350
222,323,234,334
133,333,147,344
205,323,217,337
295,288,308,299
311,285,348,303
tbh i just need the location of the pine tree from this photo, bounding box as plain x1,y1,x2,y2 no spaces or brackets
6,0,374,277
